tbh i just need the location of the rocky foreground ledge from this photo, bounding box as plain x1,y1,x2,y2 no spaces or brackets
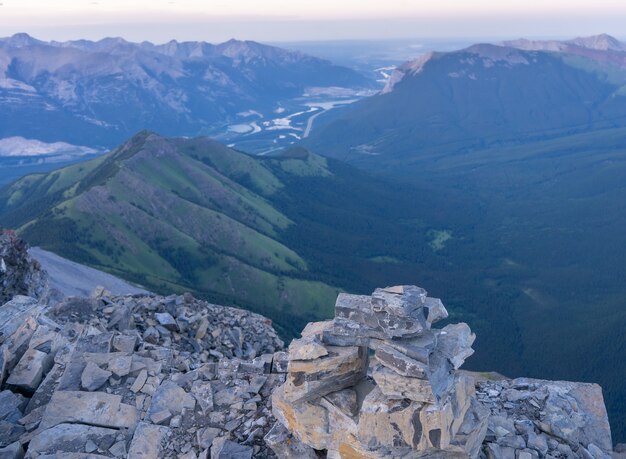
265,287,621,459
0,231,624,458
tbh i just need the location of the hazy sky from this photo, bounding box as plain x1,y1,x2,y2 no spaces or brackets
2,0,626,43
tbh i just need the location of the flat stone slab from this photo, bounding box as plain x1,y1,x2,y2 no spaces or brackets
372,365,438,404
28,423,120,456
127,422,170,459
334,293,428,340
0,296,39,339
40,391,138,430
80,362,112,392
147,381,196,419
284,345,367,403
288,336,328,361
374,342,429,378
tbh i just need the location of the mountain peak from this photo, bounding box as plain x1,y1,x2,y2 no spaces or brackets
4,33,43,48
382,52,435,93
567,33,624,51
504,34,625,53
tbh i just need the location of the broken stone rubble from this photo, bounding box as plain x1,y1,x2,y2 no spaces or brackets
0,285,285,459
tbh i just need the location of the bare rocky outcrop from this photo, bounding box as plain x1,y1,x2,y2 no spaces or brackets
0,289,286,458
266,285,618,459
0,229,48,305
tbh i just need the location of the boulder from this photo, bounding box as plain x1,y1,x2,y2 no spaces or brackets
6,348,52,392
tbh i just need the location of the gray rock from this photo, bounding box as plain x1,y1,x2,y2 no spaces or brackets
84,440,97,453
0,421,24,448
0,391,27,423
112,334,136,353
424,296,448,326
190,380,214,414
197,427,221,449
142,326,160,344
108,440,127,457
27,423,120,457
127,422,170,458
0,296,40,339
334,289,429,340
323,387,358,417
372,364,438,403
107,355,132,377
147,381,195,418
271,351,288,373
264,422,317,458
6,348,52,392
80,361,112,391
40,391,138,430
0,441,24,459
130,369,148,393
150,409,172,425
210,437,253,459
526,431,548,455
287,336,328,361
283,345,367,403
435,323,475,370
374,342,429,378
155,312,178,331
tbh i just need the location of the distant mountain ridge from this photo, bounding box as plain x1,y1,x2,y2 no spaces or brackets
0,33,372,147
383,34,626,95
306,34,626,165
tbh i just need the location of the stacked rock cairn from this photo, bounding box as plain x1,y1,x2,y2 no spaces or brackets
266,285,490,458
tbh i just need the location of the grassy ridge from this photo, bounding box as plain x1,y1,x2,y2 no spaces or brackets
0,132,438,339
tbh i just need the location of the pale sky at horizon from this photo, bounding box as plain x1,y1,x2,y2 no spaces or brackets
1,0,626,43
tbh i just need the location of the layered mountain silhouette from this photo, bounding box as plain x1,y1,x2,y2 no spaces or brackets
0,33,372,147
306,34,626,170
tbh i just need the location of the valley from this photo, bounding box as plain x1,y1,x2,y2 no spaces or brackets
214,93,367,155
302,36,626,441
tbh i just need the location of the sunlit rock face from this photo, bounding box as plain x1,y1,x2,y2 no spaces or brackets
266,285,616,459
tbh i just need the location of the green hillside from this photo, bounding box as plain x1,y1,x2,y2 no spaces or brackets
306,45,626,166
0,132,438,338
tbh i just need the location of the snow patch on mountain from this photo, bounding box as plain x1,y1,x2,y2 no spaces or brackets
0,137,98,157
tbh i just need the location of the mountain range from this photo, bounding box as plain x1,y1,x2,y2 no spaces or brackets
0,33,372,148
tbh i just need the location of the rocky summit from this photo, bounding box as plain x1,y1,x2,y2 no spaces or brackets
0,234,624,458
265,286,623,459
